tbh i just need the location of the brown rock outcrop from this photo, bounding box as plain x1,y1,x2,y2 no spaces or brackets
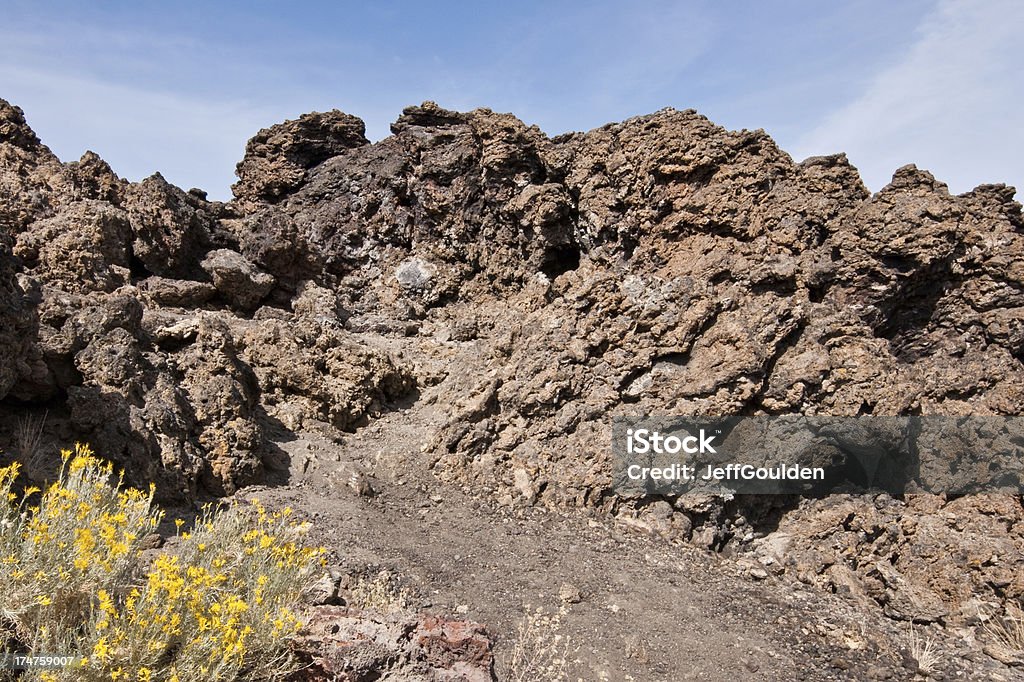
2,98,1022,505
1,97,1022,649
292,607,494,682
233,109,370,207
125,173,217,279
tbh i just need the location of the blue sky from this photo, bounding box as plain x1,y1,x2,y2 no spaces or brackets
0,0,1019,201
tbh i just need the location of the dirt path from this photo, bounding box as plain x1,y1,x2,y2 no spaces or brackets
235,355,924,681
254,475,917,681
207,331,1024,681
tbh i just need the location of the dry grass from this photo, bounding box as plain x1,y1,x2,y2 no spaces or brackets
984,601,1024,653
14,411,47,481
345,569,412,614
499,605,577,682
908,623,939,676
0,443,324,681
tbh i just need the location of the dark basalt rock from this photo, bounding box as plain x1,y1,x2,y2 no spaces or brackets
233,109,370,207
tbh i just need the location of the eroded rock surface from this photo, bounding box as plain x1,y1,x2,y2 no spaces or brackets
1,96,1022,673
292,607,494,682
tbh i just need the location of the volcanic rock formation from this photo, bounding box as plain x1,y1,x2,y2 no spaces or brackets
1,97,1022,646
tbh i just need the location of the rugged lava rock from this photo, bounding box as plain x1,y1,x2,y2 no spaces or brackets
3,94,1023,494
1,96,1022,647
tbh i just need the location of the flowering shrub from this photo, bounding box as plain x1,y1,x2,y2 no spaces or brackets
0,444,323,681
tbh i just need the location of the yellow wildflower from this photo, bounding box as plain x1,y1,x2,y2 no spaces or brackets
93,636,110,662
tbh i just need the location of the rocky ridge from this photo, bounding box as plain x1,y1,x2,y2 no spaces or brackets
1,97,1023,676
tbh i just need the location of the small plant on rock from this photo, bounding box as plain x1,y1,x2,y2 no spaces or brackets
345,569,412,615
499,605,576,682
908,623,939,676
984,601,1024,655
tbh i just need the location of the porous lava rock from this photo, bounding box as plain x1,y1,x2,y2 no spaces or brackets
1,96,1022,652
233,109,370,208
3,98,1022,507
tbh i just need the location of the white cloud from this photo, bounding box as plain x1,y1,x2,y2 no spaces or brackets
793,0,1023,196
